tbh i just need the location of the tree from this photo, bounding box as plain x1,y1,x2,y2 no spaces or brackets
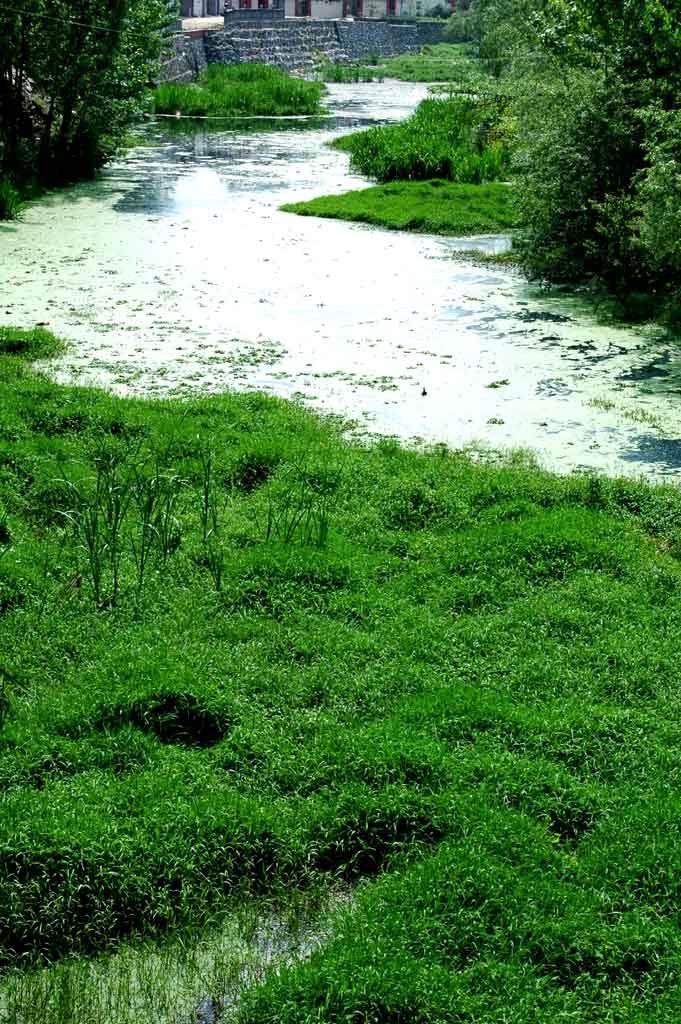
0,0,174,188
510,0,681,305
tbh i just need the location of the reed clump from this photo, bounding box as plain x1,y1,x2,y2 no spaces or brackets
153,64,325,118
334,94,510,184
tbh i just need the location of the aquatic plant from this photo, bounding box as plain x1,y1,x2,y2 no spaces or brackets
0,176,22,220
336,95,510,184
153,65,325,119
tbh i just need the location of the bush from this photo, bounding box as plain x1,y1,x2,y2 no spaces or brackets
514,67,647,290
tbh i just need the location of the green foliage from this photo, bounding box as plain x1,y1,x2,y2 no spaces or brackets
316,44,497,89
6,330,681,1020
281,180,518,235
636,108,681,283
153,65,325,118
514,68,646,289
446,0,552,75
337,95,510,184
499,0,681,311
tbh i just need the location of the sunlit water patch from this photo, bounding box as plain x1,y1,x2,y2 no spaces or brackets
1,82,681,479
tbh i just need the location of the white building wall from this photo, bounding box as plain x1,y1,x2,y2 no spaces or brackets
312,0,343,15
285,0,343,14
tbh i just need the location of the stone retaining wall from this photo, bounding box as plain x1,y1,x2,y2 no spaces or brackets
161,32,209,82
336,19,444,59
160,18,445,79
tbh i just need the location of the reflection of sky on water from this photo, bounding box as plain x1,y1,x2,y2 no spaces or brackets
1,80,681,480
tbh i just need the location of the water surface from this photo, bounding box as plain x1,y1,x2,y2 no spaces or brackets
2,81,681,479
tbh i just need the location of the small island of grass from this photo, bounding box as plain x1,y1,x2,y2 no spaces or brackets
281,179,517,236
153,64,326,118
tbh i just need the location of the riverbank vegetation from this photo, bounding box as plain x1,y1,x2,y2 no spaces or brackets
317,42,499,92
281,180,517,235
5,331,681,1018
153,65,325,119
0,176,23,220
0,0,172,210
444,0,681,323
312,1,681,323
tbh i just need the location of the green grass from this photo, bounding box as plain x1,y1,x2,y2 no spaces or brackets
152,64,325,118
281,180,518,235
0,325,66,358
5,329,681,1019
332,95,510,184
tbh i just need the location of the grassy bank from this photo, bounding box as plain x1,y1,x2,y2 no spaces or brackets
281,180,517,235
317,43,498,92
153,64,325,118
4,329,681,1019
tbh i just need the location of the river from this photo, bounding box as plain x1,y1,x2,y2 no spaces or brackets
1,81,681,479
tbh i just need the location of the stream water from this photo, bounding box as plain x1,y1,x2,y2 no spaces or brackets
2,81,681,479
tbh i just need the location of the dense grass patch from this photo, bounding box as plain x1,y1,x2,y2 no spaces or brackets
378,42,499,85
333,95,510,184
281,180,517,235
4,329,681,1019
0,325,65,359
0,176,23,221
317,43,499,91
152,64,325,118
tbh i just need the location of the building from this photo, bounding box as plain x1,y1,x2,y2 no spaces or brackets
182,0,450,20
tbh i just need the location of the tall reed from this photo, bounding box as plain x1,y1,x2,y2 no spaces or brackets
340,95,510,184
